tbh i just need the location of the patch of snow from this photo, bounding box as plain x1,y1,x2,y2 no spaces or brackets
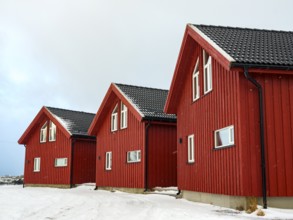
52,114,73,134
0,185,293,220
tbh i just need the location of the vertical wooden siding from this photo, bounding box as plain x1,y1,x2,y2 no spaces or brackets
239,73,293,197
24,117,71,185
72,139,96,184
148,123,177,188
96,97,145,189
176,39,242,196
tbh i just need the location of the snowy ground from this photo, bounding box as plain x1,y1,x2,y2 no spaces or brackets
0,185,293,220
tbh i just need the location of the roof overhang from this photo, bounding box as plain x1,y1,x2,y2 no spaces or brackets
88,83,144,135
18,107,72,145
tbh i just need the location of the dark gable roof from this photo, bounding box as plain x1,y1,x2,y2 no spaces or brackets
46,107,95,136
114,83,176,122
193,24,293,67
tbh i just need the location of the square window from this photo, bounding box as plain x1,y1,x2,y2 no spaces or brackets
214,125,235,148
55,158,68,167
127,150,141,163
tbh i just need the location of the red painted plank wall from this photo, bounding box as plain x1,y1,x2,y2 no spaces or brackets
24,117,71,185
95,97,145,189
239,73,293,197
148,123,177,188
176,39,242,196
72,139,96,184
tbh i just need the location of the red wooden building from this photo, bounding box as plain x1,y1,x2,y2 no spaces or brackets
165,24,293,209
18,106,96,188
88,83,177,192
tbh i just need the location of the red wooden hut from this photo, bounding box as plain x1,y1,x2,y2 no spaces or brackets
18,106,96,188
165,24,293,209
88,83,177,192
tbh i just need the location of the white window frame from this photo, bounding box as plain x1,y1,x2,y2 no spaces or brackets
188,134,195,163
54,158,68,167
203,50,212,94
34,157,41,172
105,152,112,170
192,58,200,101
49,121,56,142
214,125,234,149
40,122,47,143
127,150,141,163
120,102,128,129
111,104,118,132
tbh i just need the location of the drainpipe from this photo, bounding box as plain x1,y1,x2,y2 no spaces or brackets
243,67,267,209
70,139,76,188
144,121,151,192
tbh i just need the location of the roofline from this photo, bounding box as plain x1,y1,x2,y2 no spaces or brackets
113,83,145,118
18,106,72,144
45,107,73,136
231,62,293,71
188,24,235,63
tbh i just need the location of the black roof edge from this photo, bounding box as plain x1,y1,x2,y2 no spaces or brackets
231,62,293,71
143,117,177,123
71,134,96,140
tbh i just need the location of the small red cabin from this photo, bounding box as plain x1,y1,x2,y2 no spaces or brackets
88,83,177,192
18,106,96,188
165,24,293,209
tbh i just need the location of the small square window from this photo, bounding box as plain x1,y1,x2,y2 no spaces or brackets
55,158,68,167
127,150,141,163
214,125,235,148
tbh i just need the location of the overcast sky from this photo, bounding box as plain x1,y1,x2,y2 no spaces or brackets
1,0,293,176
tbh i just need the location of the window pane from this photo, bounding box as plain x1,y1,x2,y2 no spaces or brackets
127,150,141,163
215,126,234,148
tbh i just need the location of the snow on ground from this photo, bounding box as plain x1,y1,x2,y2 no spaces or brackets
0,185,293,220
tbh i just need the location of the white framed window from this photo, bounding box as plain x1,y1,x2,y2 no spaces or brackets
203,50,212,94
40,122,47,143
192,58,200,101
105,152,112,170
34,157,41,172
127,150,141,163
111,104,118,132
54,158,68,167
188,135,195,163
214,125,234,148
120,102,128,129
49,121,56,142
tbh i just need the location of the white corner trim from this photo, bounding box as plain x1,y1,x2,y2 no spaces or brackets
113,84,145,118
188,24,235,63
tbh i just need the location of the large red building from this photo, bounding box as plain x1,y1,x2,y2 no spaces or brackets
18,106,96,188
88,83,177,192
165,24,293,209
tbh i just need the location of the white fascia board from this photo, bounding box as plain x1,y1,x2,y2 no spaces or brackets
188,24,235,63
113,84,145,118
